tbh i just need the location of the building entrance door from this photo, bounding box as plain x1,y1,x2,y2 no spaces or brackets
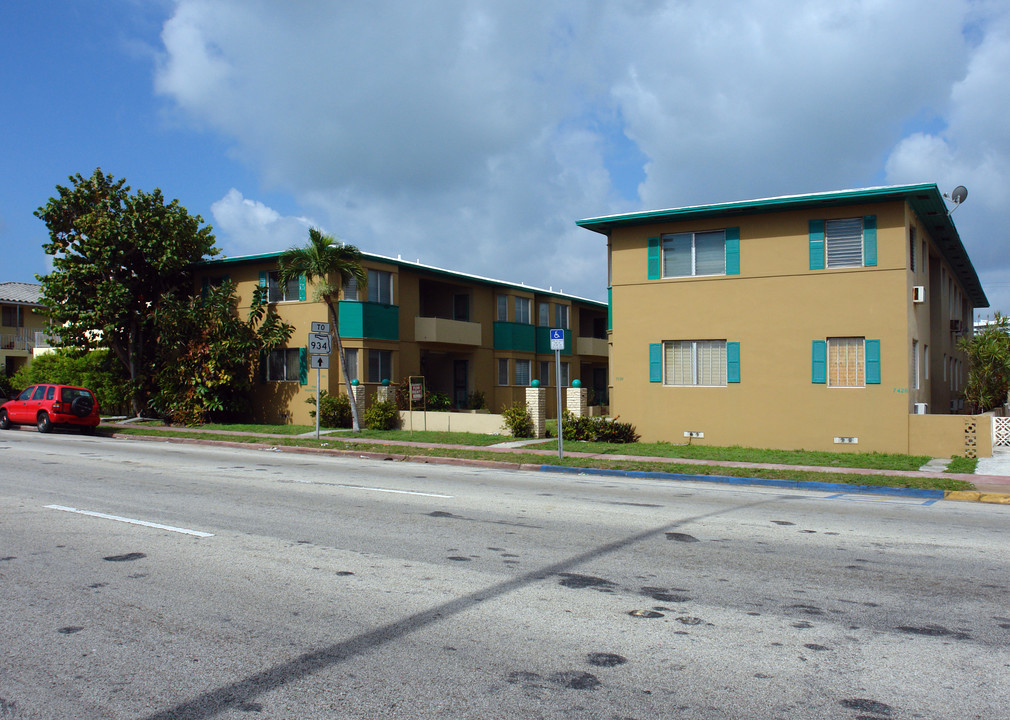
453,360,468,408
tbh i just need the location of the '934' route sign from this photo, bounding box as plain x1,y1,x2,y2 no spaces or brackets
308,333,332,355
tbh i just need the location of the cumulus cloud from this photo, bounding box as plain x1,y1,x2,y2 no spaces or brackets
154,0,1010,306
209,188,313,256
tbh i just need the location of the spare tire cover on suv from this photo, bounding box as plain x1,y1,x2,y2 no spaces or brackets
70,395,94,417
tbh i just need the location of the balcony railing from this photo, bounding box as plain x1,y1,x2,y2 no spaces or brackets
414,317,482,346
0,329,45,351
576,336,608,357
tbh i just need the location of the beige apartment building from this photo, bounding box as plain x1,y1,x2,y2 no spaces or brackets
577,184,988,453
194,251,608,425
1,282,47,379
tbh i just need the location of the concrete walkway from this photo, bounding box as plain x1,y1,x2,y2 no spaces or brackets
101,423,1010,502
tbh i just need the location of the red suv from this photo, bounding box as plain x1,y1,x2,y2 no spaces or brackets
0,384,101,433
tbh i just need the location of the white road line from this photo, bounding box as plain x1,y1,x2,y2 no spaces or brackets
337,484,453,498
45,505,214,537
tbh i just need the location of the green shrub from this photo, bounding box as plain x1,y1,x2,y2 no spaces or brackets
467,390,486,410
364,399,400,430
502,401,534,438
11,349,132,414
428,391,452,411
0,373,13,400
560,411,640,444
307,391,352,428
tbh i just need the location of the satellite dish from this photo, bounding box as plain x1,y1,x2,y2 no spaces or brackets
951,185,968,204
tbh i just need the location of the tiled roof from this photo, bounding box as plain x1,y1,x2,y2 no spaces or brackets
0,282,43,305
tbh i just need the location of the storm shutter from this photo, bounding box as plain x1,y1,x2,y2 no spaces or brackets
649,343,662,382
812,340,827,383
725,227,740,275
809,220,825,270
647,237,661,279
863,216,877,267
727,341,740,383
865,339,881,384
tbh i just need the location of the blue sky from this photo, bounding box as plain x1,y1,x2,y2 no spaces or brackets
3,0,1010,313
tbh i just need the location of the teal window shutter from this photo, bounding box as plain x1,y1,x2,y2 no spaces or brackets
258,270,267,287
865,339,881,384
647,237,661,279
725,227,740,275
863,216,877,267
298,274,307,301
649,343,662,382
727,341,740,383
607,286,613,332
809,220,825,270
812,340,827,383
299,347,308,385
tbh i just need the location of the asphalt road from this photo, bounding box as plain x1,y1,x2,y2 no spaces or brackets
1,430,1008,719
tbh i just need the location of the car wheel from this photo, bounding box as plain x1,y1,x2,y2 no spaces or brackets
0,410,9,430
37,411,53,434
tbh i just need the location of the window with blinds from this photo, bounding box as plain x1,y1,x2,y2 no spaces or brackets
828,337,864,387
664,341,727,386
514,359,531,386
661,230,726,277
825,218,864,268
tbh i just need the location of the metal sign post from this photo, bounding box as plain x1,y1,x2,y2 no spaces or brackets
550,329,565,459
309,323,332,441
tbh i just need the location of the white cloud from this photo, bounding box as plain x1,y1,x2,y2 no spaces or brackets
209,189,313,256
155,0,1010,307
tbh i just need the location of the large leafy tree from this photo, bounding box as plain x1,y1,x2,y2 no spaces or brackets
35,169,217,415
959,313,1010,412
150,282,293,425
279,228,367,432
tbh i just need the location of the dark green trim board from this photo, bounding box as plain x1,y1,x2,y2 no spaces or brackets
647,237,661,279
649,343,662,382
809,220,825,270
298,348,308,385
862,216,877,267
812,340,827,383
725,227,740,275
493,321,536,352
865,339,881,384
727,341,740,383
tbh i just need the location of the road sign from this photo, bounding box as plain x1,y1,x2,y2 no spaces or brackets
310,321,331,334
549,328,565,351
308,333,332,354
310,354,329,370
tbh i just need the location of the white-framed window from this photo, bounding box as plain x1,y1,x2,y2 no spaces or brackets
912,339,919,390
515,359,531,386
514,297,531,324
497,358,509,385
267,348,301,382
344,348,358,381
559,362,570,388
662,230,726,277
555,304,569,330
664,340,726,386
368,269,393,304
825,218,864,268
538,302,550,327
496,295,508,322
267,271,299,303
343,275,358,301
367,349,392,383
539,361,551,386
1,305,23,327
828,337,864,388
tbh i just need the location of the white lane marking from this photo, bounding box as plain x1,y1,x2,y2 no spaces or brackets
337,484,452,498
45,505,214,537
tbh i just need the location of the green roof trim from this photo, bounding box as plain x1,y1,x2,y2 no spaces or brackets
577,183,987,307
194,250,606,308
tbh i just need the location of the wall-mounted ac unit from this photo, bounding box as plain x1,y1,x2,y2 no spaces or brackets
950,319,962,332
913,402,927,415
912,286,925,303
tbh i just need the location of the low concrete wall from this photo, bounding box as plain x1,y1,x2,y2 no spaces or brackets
399,410,506,435
907,414,992,458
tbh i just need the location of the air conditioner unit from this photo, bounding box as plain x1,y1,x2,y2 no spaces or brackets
913,402,927,415
912,286,925,303
950,319,962,332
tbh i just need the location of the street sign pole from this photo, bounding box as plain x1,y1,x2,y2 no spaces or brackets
549,329,565,460
309,323,332,441
316,365,321,440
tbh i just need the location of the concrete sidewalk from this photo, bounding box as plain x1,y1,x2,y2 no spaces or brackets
101,423,1010,504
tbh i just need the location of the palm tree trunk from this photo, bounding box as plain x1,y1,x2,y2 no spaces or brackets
326,300,361,432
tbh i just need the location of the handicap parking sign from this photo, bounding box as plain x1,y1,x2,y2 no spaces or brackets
549,329,565,351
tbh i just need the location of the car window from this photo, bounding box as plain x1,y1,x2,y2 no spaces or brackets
31,386,46,401
45,386,55,400
17,387,34,401
61,388,93,402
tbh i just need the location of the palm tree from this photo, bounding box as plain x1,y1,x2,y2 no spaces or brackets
279,228,367,432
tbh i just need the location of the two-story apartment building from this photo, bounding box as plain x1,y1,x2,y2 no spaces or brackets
194,251,609,425
577,183,987,453
1,282,47,378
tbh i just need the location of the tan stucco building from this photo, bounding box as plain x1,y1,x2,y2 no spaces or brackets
1,282,47,378
194,251,608,425
578,184,988,453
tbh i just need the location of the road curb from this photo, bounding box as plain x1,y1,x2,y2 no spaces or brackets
103,431,1010,504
